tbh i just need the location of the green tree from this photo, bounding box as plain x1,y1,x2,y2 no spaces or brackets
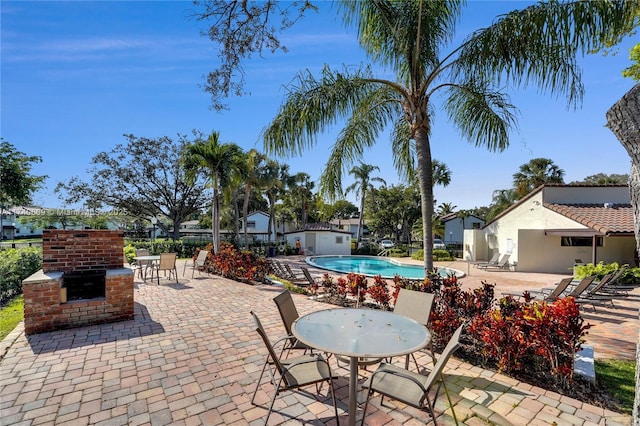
184,131,244,253
0,140,47,239
239,149,269,247
345,163,386,243
486,189,518,222
513,158,565,199
570,173,629,185
56,134,208,240
264,1,636,270
193,0,316,110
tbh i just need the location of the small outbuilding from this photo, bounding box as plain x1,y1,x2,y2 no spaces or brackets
464,184,635,273
285,223,352,256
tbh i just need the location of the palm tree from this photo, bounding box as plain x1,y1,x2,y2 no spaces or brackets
486,189,518,222
513,158,565,199
240,149,269,248
263,160,288,245
264,1,636,271
184,131,244,253
345,163,386,243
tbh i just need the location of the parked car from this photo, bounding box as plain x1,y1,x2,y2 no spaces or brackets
380,239,395,249
433,239,446,249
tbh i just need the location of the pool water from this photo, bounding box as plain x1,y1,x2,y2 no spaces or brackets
306,255,462,280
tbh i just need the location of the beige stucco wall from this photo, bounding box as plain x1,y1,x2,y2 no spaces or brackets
286,231,351,256
480,188,635,273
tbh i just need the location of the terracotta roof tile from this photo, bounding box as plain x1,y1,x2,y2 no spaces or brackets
544,203,634,235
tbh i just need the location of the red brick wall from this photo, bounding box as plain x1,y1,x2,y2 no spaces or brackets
23,270,134,335
42,230,125,273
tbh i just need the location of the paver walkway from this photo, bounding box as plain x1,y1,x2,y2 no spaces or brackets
0,258,636,425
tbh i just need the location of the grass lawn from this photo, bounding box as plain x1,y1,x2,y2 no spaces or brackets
595,359,636,415
0,295,24,341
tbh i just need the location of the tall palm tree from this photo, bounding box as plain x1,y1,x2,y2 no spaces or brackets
240,149,269,248
263,160,288,244
345,163,386,243
263,1,636,271
486,188,518,222
184,131,244,253
513,158,565,199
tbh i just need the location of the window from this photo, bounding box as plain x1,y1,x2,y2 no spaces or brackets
561,236,603,247
472,222,481,229
335,236,343,244
247,221,256,229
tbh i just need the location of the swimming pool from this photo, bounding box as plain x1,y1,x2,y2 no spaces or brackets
305,255,463,280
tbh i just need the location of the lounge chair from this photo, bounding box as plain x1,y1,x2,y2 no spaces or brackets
508,277,575,302
473,252,500,269
478,254,511,270
360,324,464,426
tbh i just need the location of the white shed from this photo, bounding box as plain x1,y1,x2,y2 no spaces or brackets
285,223,352,256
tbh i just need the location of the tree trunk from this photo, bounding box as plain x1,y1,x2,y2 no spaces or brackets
358,192,365,243
415,127,434,271
605,83,639,426
242,184,252,249
212,189,219,254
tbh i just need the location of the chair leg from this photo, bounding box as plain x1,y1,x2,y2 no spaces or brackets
359,388,374,426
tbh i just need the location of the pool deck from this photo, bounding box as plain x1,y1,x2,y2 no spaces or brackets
0,256,637,425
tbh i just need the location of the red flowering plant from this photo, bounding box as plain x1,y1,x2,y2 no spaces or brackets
345,273,368,305
210,242,269,282
368,275,391,309
468,294,591,387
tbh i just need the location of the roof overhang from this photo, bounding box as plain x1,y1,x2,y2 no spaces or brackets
544,229,604,237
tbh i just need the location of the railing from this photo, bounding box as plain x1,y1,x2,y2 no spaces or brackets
377,249,390,257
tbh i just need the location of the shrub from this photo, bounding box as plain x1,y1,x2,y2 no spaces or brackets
410,249,454,261
574,261,619,279
208,242,269,282
0,247,42,304
469,295,590,387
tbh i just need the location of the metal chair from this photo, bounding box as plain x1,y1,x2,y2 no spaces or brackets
392,288,436,369
132,249,152,280
250,311,339,424
151,252,178,285
272,291,312,356
183,250,209,278
360,324,464,426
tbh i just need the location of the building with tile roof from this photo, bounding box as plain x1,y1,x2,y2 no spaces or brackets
464,184,635,273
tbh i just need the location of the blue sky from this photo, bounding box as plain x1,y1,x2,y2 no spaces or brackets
2,1,636,211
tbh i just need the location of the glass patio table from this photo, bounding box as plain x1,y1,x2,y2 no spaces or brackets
292,308,431,426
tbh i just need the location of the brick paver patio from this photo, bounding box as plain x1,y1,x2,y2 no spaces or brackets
0,258,636,425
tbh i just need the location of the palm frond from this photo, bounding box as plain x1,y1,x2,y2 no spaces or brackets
444,82,518,153
390,119,415,182
264,65,384,157
318,85,401,200
456,0,639,109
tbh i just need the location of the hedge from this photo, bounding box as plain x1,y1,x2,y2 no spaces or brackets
0,247,42,305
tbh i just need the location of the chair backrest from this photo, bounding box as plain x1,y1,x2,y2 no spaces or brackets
301,268,316,285
136,249,150,257
393,289,434,326
585,273,613,296
609,265,628,284
251,311,285,376
544,277,574,301
284,264,298,278
273,291,299,336
497,254,510,266
422,324,464,391
195,250,209,266
487,252,500,264
566,275,596,298
159,253,177,270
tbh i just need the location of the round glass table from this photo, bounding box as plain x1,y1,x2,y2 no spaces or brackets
292,308,431,426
